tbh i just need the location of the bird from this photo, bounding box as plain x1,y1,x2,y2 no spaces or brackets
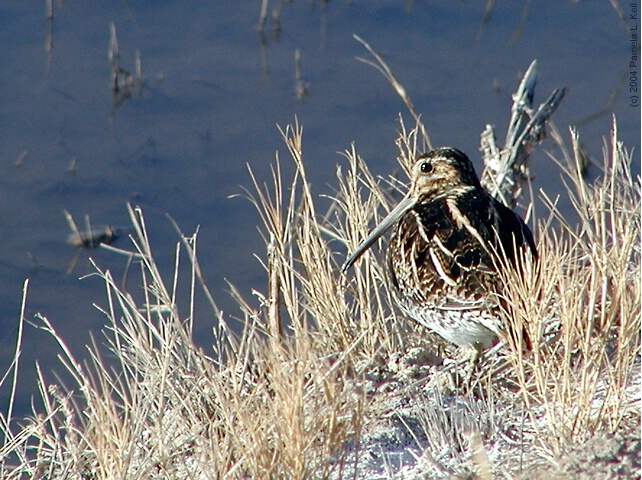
342,147,537,373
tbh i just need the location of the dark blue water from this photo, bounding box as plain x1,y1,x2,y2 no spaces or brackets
0,1,639,418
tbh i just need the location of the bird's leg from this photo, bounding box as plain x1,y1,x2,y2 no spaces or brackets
464,342,484,387
440,344,483,392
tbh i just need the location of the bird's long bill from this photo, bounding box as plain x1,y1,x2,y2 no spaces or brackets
341,192,415,273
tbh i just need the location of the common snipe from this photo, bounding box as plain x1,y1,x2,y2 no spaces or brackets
342,147,537,364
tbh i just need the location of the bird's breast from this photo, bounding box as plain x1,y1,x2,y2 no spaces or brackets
386,196,497,305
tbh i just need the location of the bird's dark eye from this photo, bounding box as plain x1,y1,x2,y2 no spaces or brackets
420,161,433,173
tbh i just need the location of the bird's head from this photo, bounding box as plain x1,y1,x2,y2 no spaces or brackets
341,147,481,273
410,147,481,199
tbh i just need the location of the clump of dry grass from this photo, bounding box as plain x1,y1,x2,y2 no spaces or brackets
500,119,641,453
0,199,366,478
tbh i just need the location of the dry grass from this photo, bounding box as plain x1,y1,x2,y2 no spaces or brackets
501,121,641,452
0,197,368,479
0,81,639,480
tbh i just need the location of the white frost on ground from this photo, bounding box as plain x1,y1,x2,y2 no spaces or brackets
330,348,641,479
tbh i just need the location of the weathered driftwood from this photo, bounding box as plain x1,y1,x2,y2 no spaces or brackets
480,60,566,208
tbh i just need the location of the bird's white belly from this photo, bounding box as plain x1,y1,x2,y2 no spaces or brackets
404,303,499,349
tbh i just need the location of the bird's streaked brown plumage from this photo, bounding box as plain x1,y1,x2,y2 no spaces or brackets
343,147,536,352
